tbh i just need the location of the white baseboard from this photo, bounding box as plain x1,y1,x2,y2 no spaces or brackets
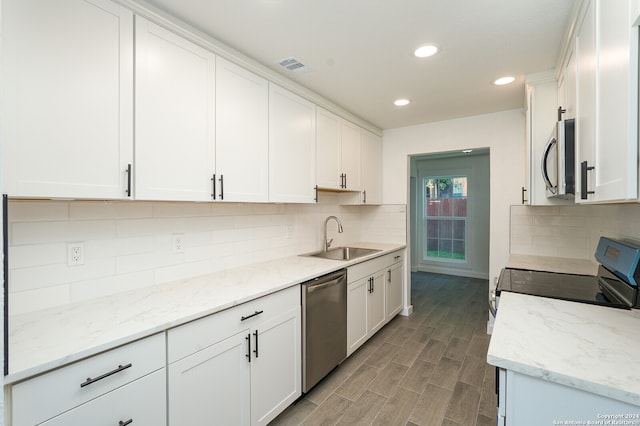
400,305,413,316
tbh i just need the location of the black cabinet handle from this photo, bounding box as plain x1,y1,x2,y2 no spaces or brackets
388,269,391,283
363,190,367,204
314,185,318,203
253,330,259,358
80,363,132,388
394,255,401,260
241,310,263,321
211,174,216,200
521,187,527,204
246,333,251,362
219,174,224,200
580,161,595,200
344,173,347,189
119,420,133,426
126,164,132,197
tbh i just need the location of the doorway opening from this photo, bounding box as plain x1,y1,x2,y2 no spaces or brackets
409,149,490,280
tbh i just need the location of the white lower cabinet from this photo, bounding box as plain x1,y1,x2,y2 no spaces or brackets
386,259,404,321
498,368,640,425
169,331,251,425
347,250,405,355
41,369,166,426
167,286,301,426
10,333,166,426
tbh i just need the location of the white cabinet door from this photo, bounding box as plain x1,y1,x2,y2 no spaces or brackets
347,277,369,355
361,130,383,204
316,108,343,189
216,57,269,202
576,0,638,203
250,307,301,426
386,262,403,321
575,0,597,202
41,369,166,426
168,331,251,426
340,120,362,191
368,273,386,335
268,83,317,203
135,16,215,201
592,0,637,202
1,0,133,199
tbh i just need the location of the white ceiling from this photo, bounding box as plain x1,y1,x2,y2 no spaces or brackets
141,0,577,130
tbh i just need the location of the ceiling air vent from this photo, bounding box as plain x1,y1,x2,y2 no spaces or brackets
277,57,308,73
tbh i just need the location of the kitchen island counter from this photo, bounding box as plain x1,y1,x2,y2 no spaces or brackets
488,291,640,406
7,242,405,384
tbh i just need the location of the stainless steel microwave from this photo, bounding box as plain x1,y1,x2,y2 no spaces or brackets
542,118,575,199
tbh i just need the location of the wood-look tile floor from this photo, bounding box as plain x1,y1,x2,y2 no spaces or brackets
270,272,496,426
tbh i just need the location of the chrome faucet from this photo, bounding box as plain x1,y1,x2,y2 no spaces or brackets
323,216,344,251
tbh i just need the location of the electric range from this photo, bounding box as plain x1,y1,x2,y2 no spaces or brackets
494,237,640,313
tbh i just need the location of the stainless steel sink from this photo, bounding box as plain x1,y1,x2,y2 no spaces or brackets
303,246,380,261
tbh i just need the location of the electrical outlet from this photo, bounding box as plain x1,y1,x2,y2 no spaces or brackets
172,234,185,254
67,242,84,266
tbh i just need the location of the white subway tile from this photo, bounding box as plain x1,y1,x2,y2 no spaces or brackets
9,243,66,269
70,271,155,302
10,285,70,316
70,201,153,220
8,201,69,222
11,220,116,245
155,260,212,284
153,202,211,218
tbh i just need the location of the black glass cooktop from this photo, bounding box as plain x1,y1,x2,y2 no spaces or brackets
497,268,630,309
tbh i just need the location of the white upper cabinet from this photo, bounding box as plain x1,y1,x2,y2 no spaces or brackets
135,16,215,201
316,107,362,191
268,83,317,203
215,57,269,202
1,0,134,199
340,120,362,190
575,0,638,203
316,108,343,189
360,130,383,204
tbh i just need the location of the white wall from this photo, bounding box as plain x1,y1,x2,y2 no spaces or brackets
383,109,526,286
413,153,490,279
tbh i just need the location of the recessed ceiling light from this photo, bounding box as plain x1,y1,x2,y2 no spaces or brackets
394,99,410,106
493,76,515,86
414,45,439,58
462,149,473,153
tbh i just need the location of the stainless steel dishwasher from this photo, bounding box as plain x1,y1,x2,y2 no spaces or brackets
302,269,347,393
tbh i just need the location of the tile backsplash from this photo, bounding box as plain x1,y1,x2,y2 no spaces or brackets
510,204,640,259
8,197,406,315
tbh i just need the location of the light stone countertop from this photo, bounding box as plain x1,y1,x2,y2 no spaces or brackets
487,292,640,406
7,242,405,384
507,254,599,276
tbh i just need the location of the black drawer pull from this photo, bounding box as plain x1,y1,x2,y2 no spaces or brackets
240,310,263,321
119,420,133,426
80,363,132,388
394,255,401,260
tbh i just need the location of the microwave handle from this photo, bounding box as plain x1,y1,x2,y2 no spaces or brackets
541,136,557,194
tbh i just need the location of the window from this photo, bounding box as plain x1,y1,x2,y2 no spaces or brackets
423,176,467,261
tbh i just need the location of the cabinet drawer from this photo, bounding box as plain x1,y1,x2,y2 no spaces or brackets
168,285,300,363
348,249,405,283
40,369,166,426
12,333,165,426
